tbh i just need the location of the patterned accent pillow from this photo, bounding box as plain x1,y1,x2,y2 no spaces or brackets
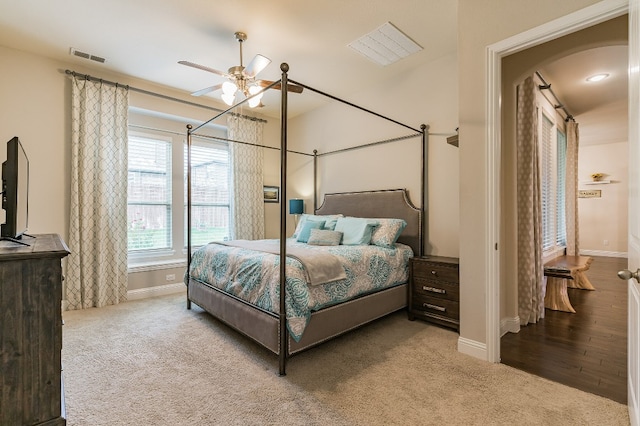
370,218,407,248
307,229,343,246
296,220,325,243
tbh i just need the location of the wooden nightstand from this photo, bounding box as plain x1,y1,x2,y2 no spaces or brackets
408,255,460,332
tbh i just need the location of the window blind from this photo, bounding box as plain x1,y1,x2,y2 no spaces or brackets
127,135,172,251
556,130,567,246
184,141,231,246
540,115,554,251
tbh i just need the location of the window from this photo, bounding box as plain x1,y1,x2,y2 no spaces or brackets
540,114,554,251
556,130,567,246
127,128,232,263
539,112,567,254
127,134,172,251
184,141,231,246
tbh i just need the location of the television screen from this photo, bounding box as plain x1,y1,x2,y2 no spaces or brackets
1,136,29,242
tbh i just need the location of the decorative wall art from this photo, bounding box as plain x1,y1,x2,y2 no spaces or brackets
263,186,279,203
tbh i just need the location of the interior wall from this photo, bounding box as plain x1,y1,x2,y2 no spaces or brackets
499,15,628,326
0,44,278,292
578,141,629,255
457,0,605,352
288,53,460,257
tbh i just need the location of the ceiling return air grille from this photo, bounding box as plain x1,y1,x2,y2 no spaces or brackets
348,22,422,66
69,47,107,64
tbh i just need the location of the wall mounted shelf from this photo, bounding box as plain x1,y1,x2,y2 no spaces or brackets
582,180,611,185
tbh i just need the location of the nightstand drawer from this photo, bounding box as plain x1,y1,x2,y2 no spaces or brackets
412,294,460,320
413,277,459,301
411,262,459,283
408,256,459,331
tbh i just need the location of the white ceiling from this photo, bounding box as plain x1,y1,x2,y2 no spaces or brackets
538,44,628,146
0,0,628,143
0,0,457,117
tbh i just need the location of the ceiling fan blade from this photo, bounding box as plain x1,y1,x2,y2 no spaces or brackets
257,80,304,94
244,54,271,78
191,83,223,97
178,60,228,77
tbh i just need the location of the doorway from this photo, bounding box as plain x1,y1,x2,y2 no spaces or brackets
496,15,629,403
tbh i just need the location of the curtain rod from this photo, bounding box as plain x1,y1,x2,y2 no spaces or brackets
64,69,268,124
535,71,574,122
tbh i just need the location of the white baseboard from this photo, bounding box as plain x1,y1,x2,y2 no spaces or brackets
580,249,627,258
500,316,520,336
62,283,186,310
127,282,186,301
457,336,487,360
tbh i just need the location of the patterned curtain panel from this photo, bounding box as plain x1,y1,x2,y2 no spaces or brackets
565,121,580,256
516,76,545,325
228,115,265,240
66,77,129,310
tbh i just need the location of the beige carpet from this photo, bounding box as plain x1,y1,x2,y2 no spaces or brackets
62,293,629,425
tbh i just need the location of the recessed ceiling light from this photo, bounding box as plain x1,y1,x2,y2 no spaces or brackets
586,73,609,82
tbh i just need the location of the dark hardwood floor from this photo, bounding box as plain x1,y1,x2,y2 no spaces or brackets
501,256,628,404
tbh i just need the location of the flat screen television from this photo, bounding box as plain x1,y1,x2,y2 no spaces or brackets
1,136,30,244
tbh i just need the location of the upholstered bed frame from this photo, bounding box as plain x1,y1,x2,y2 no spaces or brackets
187,188,422,366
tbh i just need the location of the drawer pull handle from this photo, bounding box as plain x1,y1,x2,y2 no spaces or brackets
423,286,446,294
424,303,446,312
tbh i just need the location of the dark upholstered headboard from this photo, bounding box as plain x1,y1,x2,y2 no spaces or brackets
315,189,423,256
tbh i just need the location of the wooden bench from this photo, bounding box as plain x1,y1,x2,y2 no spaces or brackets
543,255,594,313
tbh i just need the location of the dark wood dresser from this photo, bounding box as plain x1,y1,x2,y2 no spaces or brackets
1,234,70,425
408,255,460,332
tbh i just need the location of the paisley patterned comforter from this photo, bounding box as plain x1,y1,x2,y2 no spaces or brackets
187,239,413,341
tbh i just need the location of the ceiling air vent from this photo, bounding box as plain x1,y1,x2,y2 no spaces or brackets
69,47,106,64
348,22,422,66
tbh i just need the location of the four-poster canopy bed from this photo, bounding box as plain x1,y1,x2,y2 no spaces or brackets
185,63,428,375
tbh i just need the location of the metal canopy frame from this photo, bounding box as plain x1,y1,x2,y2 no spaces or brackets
186,63,427,375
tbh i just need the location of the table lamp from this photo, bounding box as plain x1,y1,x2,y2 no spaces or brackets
289,199,304,227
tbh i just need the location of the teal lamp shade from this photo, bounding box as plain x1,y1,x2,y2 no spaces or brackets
289,199,304,215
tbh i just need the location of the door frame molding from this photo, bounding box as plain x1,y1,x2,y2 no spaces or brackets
485,0,629,364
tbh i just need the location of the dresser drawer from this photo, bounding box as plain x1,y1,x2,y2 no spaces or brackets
412,277,459,301
411,261,459,283
412,294,460,320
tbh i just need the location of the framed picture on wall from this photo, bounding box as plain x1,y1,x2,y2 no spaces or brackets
263,186,280,203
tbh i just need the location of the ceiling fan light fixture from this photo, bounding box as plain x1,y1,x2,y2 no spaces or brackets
222,80,238,95
221,92,236,106
248,84,262,96
247,85,263,108
248,97,261,108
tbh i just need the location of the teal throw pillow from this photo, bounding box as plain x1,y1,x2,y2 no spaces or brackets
292,214,342,238
296,220,325,243
334,217,379,245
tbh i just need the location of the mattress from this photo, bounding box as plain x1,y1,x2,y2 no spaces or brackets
187,238,413,341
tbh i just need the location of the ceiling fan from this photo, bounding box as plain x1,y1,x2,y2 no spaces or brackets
179,31,303,108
